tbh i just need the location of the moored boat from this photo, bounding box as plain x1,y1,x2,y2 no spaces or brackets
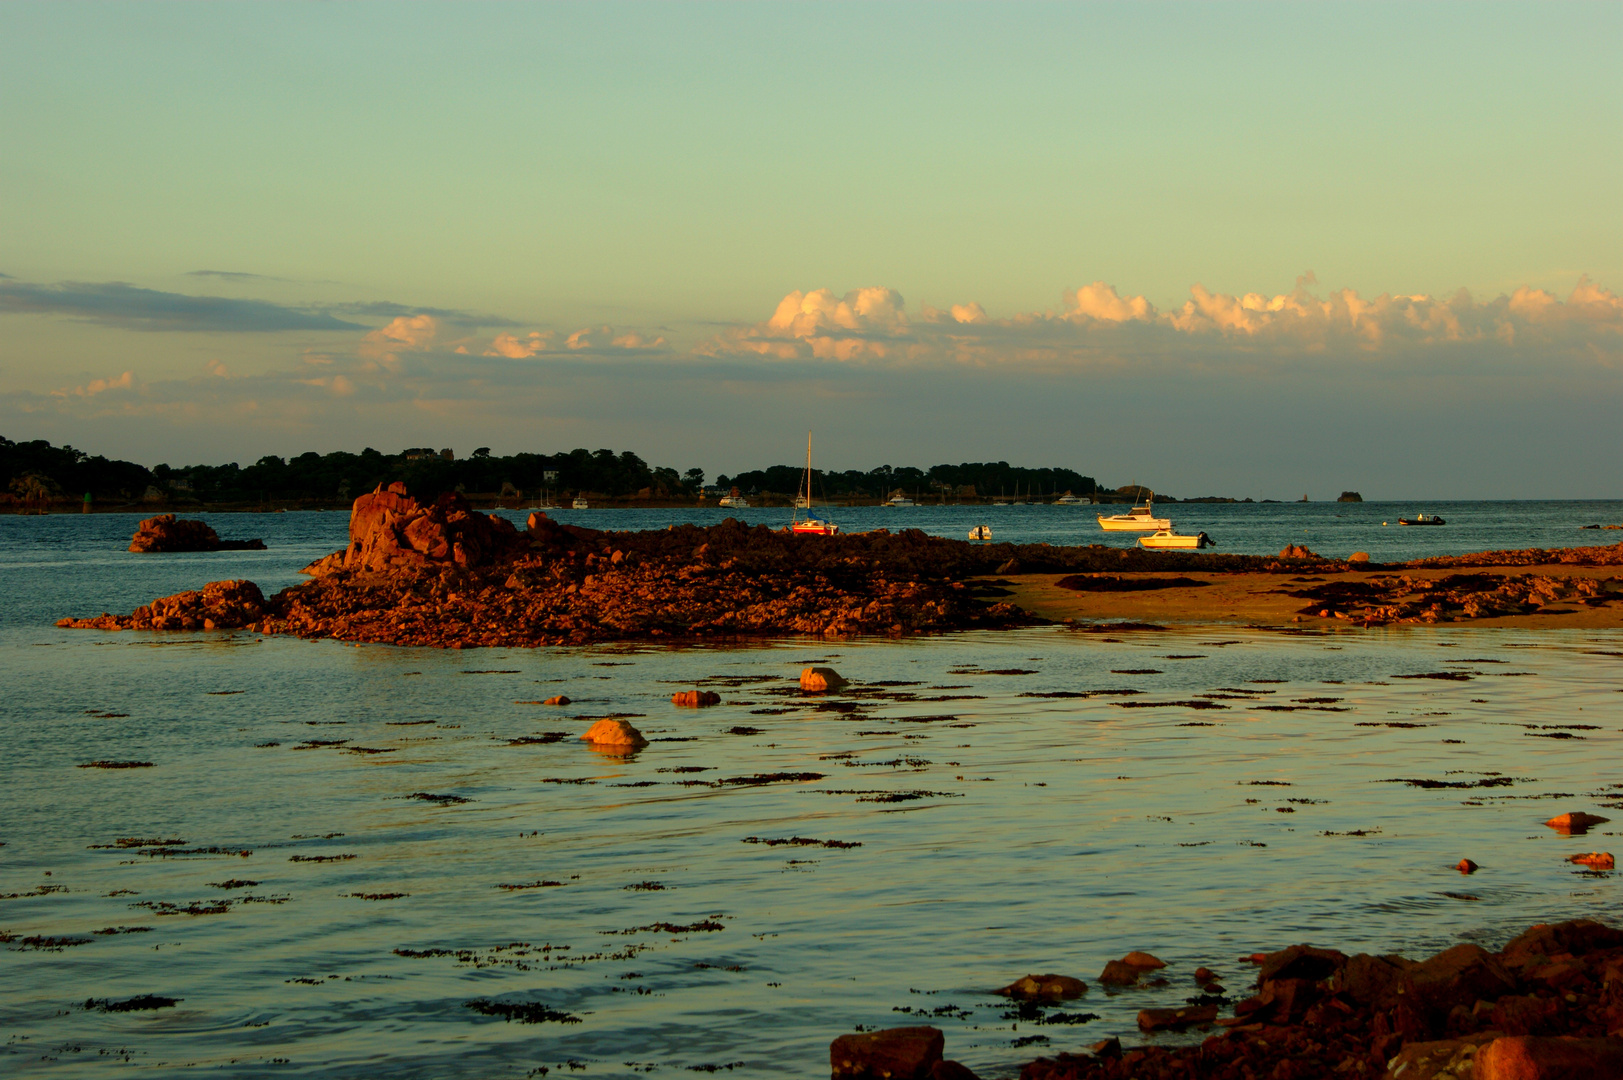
1055,491,1084,505
1136,529,1215,549
1097,490,1170,531
789,434,838,536
1398,514,1446,526
571,497,589,510
718,487,750,509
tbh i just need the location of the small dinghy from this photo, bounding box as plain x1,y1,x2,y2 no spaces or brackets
968,524,992,541
1398,514,1445,526
1136,529,1215,549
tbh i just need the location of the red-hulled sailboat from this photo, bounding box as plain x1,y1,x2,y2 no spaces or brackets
790,432,839,536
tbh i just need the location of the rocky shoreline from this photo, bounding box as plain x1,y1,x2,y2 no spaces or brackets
834,918,1623,1079
56,484,1623,644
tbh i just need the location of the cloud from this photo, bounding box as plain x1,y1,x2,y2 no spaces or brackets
0,280,367,333
331,300,521,328
53,370,136,398
486,330,556,358
482,325,667,358
698,277,1623,368
700,287,916,361
359,313,442,370
187,269,285,282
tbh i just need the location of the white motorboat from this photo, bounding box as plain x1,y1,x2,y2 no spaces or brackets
968,524,992,541
1055,491,1084,505
1136,529,1214,549
789,433,838,536
885,493,915,507
718,487,750,509
1097,491,1170,531
571,497,589,510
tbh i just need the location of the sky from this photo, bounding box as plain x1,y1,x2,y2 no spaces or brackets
2,1,1620,499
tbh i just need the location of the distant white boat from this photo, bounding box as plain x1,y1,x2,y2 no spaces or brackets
1055,491,1084,505
885,493,915,507
571,497,589,510
718,487,750,509
968,524,992,541
1136,529,1214,549
1098,491,1169,531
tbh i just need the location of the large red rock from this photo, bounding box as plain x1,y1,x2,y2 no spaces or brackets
1475,1035,1623,1079
129,514,264,553
342,483,524,573
1500,919,1623,971
830,1026,944,1080
1393,943,1517,1025
1333,953,1408,1004
1256,943,1347,984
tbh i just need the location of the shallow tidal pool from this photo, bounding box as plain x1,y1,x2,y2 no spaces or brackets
2,623,1621,1078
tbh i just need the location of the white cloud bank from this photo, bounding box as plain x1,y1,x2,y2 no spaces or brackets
697,276,1623,367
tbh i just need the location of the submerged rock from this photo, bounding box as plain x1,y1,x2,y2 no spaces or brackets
996,974,1087,1002
1544,812,1609,834
671,691,721,708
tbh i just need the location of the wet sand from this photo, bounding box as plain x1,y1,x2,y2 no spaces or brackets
994,564,1623,631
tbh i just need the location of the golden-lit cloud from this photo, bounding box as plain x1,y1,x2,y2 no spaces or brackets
360,313,440,370
484,325,666,357
699,276,1623,367
486,330,555,358
53,370,136,398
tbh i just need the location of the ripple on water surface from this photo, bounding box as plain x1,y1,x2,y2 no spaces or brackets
2,624,1621,1077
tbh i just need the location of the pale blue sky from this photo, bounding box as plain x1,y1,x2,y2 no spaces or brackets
2,2,1620,496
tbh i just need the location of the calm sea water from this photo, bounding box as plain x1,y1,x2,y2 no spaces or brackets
2,512,1620,1078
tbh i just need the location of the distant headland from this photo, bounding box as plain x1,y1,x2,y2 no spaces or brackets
4,435,1313,512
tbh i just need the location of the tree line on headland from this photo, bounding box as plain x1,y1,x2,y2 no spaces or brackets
2,434,1204,510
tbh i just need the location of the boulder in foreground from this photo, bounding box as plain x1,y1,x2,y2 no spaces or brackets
801,667,848,692
830,1025,943,1080
129,514,264,553
581,718,647,748
1476,1035,1623,1079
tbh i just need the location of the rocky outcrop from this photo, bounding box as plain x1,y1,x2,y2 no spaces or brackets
58,580,267,632
73,485,1623,647
128,514,264,553
1015,918,1623,1080
333,483,526,573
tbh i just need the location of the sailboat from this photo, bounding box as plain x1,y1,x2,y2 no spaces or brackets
790,433,839,536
